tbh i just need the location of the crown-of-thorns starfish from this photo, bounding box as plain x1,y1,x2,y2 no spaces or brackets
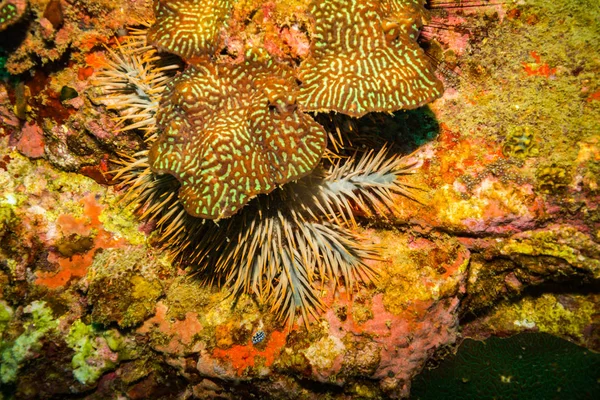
93,0,443,325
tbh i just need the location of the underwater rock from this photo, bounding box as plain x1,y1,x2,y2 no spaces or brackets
410,333,600,399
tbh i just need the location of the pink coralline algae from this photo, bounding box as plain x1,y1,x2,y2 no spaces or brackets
137,302,203,356
15,122,45,159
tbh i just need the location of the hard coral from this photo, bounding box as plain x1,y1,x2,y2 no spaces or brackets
148,0,234,60
149,54,327,219
297,0,443,117
502,125,537,158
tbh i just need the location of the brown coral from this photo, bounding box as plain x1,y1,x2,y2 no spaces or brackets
147,0,233,61
148,53,327,220
297,0,443,117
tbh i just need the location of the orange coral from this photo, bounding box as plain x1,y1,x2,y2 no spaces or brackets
35,194,125,289
522,51,556,78
212,330,287,375
586,90,600,103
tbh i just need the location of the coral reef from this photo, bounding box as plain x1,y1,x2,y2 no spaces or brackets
0,0,598,399
96,0,443,324
0,0,153,74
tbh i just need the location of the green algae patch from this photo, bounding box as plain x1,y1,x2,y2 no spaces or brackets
46,169,102,197
99,191,147,246
483,293,597,344
0,149,106,232
0,301,13,335
0,196,17,239
0,301,58,384
0,153,30,219
66,320,122,386
499,227,600,279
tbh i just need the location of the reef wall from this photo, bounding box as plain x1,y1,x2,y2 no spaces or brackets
0,0,598,398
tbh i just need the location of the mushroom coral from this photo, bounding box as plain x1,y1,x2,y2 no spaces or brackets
297,0,443,117
147,0,233,60
149,54,327,220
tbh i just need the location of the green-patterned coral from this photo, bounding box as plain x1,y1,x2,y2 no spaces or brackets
297,0,443,117
147,0,233,60
0,0,27,32
148,55,327,220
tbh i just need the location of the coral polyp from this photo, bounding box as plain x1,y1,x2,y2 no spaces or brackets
94,0,442,325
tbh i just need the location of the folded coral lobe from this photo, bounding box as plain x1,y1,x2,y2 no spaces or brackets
148,60,327,220
147,0,233,60
298,0,443,117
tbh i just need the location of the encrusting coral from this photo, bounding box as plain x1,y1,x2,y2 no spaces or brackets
93,0,443,325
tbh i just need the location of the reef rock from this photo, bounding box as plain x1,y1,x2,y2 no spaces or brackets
0,0,598,399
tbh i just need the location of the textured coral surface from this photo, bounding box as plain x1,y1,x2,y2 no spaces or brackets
297,0,443,116
149,58,326,219
0,0,599,399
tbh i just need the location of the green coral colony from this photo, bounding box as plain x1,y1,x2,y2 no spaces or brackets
96,0,443,324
